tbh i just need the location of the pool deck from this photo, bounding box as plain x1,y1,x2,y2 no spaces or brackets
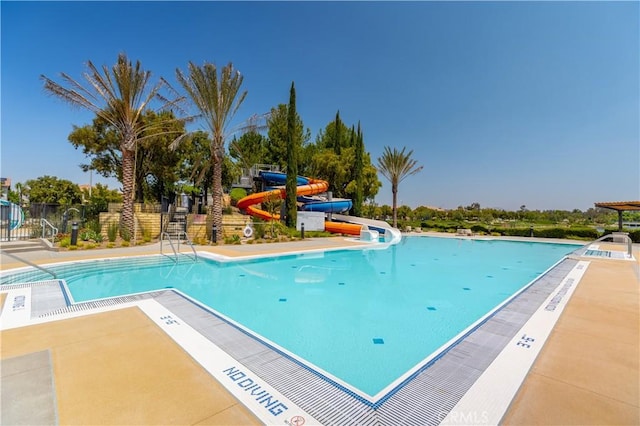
1,235,638,425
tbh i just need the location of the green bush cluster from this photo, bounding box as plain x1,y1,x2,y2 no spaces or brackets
418,220,602,240
224,234,241,245
229,188,247,205
79,229,103,243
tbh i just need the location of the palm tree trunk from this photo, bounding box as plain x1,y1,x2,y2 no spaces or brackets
392,184,398,228
211,144,224,243
121,147,135,240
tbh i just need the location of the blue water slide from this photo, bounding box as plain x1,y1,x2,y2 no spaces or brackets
257,171,353,214
259,171,309,186
298,197,353,213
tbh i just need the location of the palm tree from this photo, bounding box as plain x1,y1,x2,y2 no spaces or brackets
41,53,185,239
376,146,423,228
175,61,247,243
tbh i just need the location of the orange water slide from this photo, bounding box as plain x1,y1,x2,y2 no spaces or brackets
236,178,362,235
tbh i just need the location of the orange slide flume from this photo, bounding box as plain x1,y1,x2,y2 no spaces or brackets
236,177,362,235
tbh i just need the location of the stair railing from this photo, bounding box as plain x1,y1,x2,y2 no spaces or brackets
40,218,58,245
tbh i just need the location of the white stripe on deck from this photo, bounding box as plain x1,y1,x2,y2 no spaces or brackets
441,260,590,426
138,299,322,426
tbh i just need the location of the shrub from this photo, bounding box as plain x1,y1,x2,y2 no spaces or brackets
79,229,97,242
229,188,247,206
59,237,71,248
470,224,489,234
86,219,102,234
252,220,267,239
107,223,118,242
120,227,131,242
224,234,241,245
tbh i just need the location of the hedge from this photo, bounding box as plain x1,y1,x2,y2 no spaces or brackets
412,219,640,242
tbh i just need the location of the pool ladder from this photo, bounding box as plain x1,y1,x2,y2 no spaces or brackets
160,231,198,263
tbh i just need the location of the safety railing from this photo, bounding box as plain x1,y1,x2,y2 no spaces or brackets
160,231,197,263
40,218,58,245
176,231,198,261
0,250,58,282
575,232,633,259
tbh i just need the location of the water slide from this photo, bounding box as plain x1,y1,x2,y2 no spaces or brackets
0,200,24,230
236,171,363,235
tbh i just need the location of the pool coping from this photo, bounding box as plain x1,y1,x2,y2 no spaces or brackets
1,237,592,425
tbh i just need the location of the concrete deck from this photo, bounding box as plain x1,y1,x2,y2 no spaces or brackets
1,236,638,425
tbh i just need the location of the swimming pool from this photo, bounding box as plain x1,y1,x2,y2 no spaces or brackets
2,237,578,398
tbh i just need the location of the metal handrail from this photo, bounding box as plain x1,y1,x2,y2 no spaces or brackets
160,232,178,262
176,230,198,261
579,233,633,258
1,250,58,280
160,231,197,263
40,218,58,245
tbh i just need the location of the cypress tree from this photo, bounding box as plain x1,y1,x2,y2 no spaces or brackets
285,82,298,227
334,110,342,155
353,121,364,216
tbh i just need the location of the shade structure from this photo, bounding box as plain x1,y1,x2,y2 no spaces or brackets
594,201,640,231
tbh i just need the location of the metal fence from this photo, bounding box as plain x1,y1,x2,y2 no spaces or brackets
1,203,88,242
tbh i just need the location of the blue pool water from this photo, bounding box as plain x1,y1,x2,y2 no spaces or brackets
3,237,578,396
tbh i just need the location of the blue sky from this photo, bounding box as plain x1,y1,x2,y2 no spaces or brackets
2,1,638,211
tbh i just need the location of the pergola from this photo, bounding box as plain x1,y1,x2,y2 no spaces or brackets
594,201,640,231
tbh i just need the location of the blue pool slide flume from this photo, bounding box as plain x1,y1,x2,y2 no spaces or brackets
259,171,353,213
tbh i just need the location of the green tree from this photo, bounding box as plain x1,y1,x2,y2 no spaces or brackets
285,82,298,227
265,104,310,170
67,117,120,180
136,111,189,202
309,117,380,201
41,53,185,237
229,131,268,172
68,111,188,203
7,182,25,205
376,146,423,228
177,130,213,203
333,110,342,155
175,61,247,243
314,115,351,151
397,205,413,222
81,183,122,220
25,176,82,205
352,122,364,216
